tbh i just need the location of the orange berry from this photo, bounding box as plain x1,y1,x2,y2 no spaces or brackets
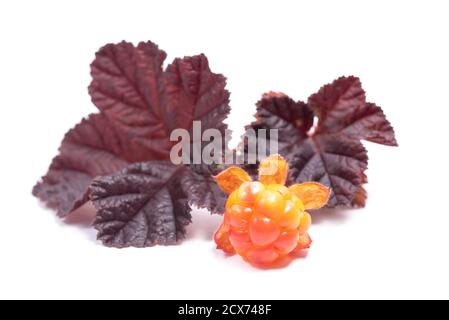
254,189,285,219
213,157,328,267
298,211,312,235
248,216,280,246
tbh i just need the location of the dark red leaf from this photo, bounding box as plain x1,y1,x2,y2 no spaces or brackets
245,76,397,208
90,161,228,247
33,113,128,216
184,164,227,215
308,76,398,146
161,55,231,135
34,41,231,218
90,162,192,247
252,92,314,154
287,136,368,207
89,41,230,160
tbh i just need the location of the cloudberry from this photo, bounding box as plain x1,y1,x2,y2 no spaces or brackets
214,154,330,267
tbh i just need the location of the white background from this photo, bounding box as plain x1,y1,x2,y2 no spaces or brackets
1,0,448,299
